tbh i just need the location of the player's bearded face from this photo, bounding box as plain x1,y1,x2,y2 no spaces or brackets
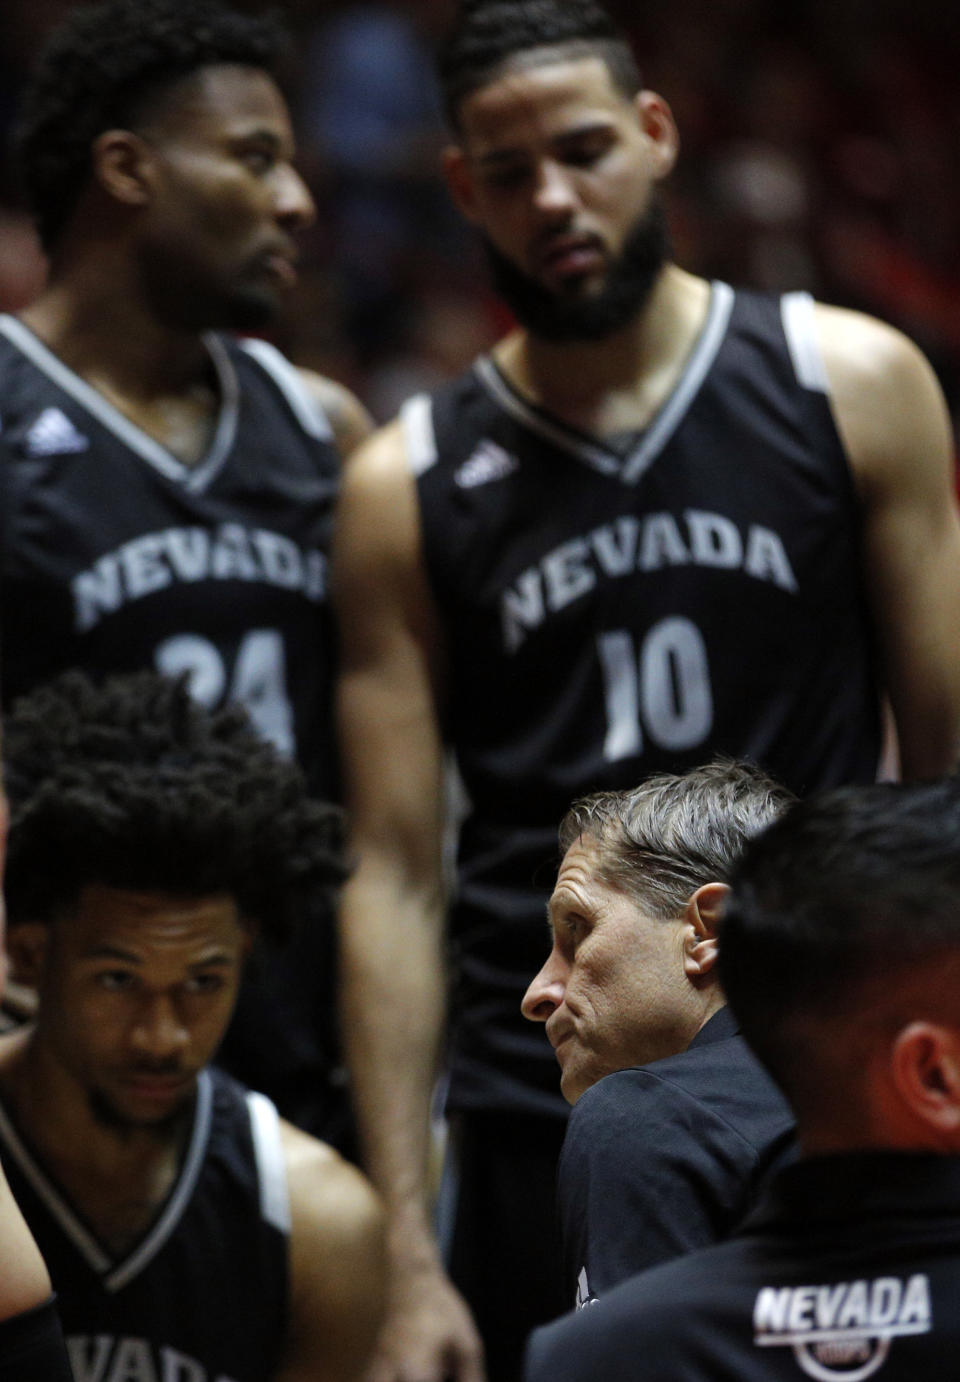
482,195,670,342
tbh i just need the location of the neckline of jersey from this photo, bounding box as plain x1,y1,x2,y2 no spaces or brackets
0,1068,213,1292
0,314,240,494
472,280,735,486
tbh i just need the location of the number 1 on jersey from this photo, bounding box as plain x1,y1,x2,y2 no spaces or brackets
598,618,714,761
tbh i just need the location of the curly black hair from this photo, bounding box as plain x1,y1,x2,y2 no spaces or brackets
2,669,346,941
438,0,642,130
16,0,288,253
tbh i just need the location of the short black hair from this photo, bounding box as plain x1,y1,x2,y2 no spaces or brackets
438,0,642,131
3,669,345,940
16,0,288,253
719,777,960,1103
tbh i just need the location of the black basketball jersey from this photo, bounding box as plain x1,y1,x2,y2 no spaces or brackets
410,285,882,1116
0,316,339,799
527,1154,960,1382
0,1068,289,1382
0,318,347,1143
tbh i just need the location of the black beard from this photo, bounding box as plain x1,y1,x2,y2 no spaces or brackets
88,1076,193,1135
482,196,671,343
139,243,280,334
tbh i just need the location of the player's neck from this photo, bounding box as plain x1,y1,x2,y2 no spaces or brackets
0,1027,188,1192
20,270,212,402
20,276,223,466
494,266,711,439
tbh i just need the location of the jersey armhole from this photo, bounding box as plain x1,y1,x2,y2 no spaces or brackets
246,1091,292,1235
780,292,830,394
400,393,438,476
237,337,334,442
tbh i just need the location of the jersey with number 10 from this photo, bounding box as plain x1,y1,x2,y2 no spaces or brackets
0,316,339,798
409,285,881,1116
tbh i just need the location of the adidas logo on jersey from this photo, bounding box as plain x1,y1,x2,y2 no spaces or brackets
25,407,90,457
455,440,519,489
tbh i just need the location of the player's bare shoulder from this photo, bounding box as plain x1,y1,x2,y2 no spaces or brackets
279,1118,384,1253
276,1121,385,1380
810,302,953,496
295,368,374,460
333,415,426,591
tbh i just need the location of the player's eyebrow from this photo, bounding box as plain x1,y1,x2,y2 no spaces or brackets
82,945,233,967
84,944,143,963
475,117,616,163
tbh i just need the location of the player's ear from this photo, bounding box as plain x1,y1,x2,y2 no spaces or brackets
5,923,50,989
442,144,482,223
633,90,680,181
891,1021,960,1135
682,882,728,978
91,129,157,209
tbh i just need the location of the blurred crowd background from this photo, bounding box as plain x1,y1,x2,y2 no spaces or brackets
0,0,957,442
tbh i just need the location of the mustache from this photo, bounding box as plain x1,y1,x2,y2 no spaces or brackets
125,1058,185,1077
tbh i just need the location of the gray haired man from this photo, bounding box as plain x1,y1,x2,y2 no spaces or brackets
522,760,796,1305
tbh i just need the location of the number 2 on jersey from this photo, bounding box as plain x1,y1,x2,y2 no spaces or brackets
155,629,296,757
598,618,714,761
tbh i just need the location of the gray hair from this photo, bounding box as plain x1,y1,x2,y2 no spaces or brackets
558,759,795,918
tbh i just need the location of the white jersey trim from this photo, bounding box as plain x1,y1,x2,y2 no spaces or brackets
237,337,333,441
471,281,735,486
246,1091,291,1234
473,356,620,478
621,280,735,483
401,393,438,476
107,1070,214,1291
0,1068,214,1291
0,1096,110,1273
0,315,240,492
781,291,830,394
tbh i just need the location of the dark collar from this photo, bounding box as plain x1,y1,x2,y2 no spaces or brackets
749,1151,960,1231
688,1003,738,1049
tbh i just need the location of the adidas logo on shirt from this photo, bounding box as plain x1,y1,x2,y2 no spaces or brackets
25,407,90,457
454,440,519,489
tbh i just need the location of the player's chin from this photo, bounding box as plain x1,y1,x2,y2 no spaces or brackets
223,282,283,332
99,1075,195,1126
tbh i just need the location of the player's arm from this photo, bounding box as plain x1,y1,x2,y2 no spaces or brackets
297,369,375,459
332,422,485,1382
273,1122,386,1382
0,1171,56,1324
817,305,960,779
0,1085,71,1376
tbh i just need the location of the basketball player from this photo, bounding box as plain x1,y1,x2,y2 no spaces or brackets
527,777,960,1381
332,2,960,1379
522,762,795,1307
0,0,372,1149
0,670,384,1382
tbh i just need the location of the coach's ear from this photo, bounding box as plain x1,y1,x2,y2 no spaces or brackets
682,882,728,979
5,923,49,988
891,1021,960,1136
